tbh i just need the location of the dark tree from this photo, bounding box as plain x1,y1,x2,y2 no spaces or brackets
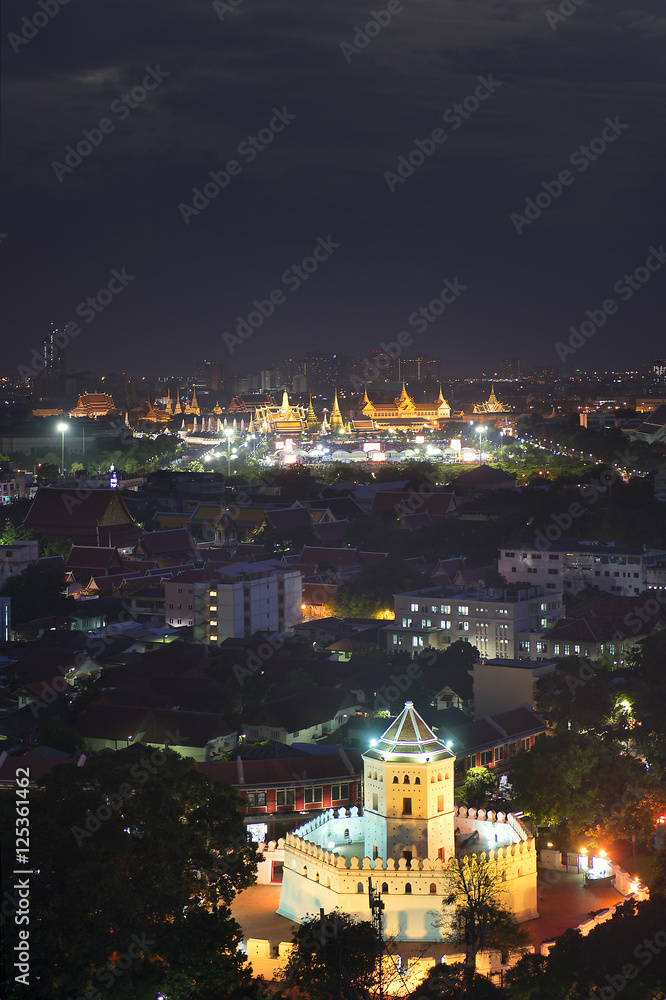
0,561,76,624
281,909,381,999
1,745,258,999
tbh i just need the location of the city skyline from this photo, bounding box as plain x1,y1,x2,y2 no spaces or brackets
2,0,664,377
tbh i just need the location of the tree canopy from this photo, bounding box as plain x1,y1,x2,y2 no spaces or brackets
1,745,259,1000
280,909,381,999
0,561,76,624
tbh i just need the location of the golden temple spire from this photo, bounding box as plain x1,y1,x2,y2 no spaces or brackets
330,389,344,433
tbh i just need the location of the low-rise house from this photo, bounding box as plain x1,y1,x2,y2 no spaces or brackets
200,746,363,843
517,594,666,667
74,705,236,760
0,540,40,583
471,658,558,719
442,705,547,778
240,688,361,745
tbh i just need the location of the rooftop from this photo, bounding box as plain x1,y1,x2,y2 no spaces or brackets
364,701,454,763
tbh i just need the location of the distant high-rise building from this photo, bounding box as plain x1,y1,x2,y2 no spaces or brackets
654,358,666,381
528,364,558,381
43,324,65,373
193,360,229,391
260,368,285,391
305,352,348,387
500,357,521,379
397,356,441,382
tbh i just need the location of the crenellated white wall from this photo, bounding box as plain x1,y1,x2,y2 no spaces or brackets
277,806,538,940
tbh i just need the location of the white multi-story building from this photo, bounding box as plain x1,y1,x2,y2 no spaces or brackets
384,585,562,660
0,540,39,584
165,560,302,642
499,541,648,597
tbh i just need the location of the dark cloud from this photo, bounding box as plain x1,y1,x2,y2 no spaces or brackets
1,0,665,376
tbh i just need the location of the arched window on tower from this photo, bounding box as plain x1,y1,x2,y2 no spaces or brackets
437,772,442,782
357,882,364,893
381,882,389,894
430,883,437,894
405,883,412,894
393,776,399,784
414,776,421,784
403,775,410,784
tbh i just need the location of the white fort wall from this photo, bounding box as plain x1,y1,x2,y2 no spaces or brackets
278,807,538,941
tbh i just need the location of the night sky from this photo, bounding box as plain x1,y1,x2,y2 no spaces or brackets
2,0,665,378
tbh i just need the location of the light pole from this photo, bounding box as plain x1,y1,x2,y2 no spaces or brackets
476,425,486,466
224,428,233,476
57,421,68,474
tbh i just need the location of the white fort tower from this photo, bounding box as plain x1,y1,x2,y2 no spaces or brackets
278,703,538,941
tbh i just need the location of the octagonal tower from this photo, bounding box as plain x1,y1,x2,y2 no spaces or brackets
362,701,456,866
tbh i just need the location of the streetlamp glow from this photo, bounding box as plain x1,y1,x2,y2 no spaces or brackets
57,421,69,473
475,425,487,466
224,428,234,476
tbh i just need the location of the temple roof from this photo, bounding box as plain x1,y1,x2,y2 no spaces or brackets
364,701,454,762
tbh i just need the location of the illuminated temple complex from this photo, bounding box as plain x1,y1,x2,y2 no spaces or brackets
473,384,508,414
278,703,537,941
253,390,309,434
352,384,455,432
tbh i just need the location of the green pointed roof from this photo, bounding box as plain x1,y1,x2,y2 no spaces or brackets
364,701,454,762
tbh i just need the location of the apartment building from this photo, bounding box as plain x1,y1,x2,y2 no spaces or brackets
384,585,563,660
165,560,302,642
0,540,39,583
498,540,648,597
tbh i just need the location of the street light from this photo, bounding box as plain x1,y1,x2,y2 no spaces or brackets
57,421,68,474
475,425,487,466
224,428,234,476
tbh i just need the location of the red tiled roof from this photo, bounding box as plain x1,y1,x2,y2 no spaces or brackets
21,488,136,544
65,546,124,574
453,464,516,487
370,491,457,518
200,748,363,786
299,546,360,567
135,528,197,559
